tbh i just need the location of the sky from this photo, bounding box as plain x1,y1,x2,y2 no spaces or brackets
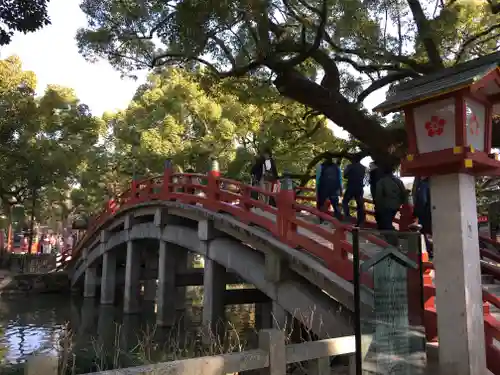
0,0,148,117
0,0,400,182
0,0,390,137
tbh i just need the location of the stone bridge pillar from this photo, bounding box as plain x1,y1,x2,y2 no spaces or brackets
272,303,289,331
83,247,98,298
255,303,290,331
124,240,141,314
97,305,115,352
255,302,273,329
157,240,177,326
202,257,226,344
143,251,157,302
100,231,116,305
100,251,116,304
79,298,96,336
199,219,227,343
175,251,188,310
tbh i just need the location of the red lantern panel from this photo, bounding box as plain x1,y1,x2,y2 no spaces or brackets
465,98,486,151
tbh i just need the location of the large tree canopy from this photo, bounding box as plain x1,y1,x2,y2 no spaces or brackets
77,0,500,162
0,0,51,45
0,55,103,227
71,67,347,215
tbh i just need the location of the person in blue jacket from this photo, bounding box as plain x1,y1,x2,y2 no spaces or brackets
342,154,366,226
316,154,342,221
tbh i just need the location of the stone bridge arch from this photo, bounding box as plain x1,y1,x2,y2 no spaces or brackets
71,201,369,339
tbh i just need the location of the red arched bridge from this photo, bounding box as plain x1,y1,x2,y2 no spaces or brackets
68,165,500,374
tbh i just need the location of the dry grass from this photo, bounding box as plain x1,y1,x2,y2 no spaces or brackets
52,320,250,374
25,306,349,375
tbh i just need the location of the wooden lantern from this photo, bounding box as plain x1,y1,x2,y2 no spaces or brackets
374,53,500,176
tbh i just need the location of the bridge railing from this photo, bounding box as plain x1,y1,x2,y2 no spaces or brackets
72,166,500,374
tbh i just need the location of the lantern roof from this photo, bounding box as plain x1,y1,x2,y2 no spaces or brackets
373,52,500,115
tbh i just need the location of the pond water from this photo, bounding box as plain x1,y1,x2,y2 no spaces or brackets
0,291,257,374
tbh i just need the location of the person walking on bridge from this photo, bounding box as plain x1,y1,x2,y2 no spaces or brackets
413,176,433,258
250,148,279,206
342,154,366,226
369,161,382,224
316,154,342,222
374,165,408,231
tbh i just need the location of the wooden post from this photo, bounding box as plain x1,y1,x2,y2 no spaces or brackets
239,184,251,213
258,329,286,375
25,355,58,375
348,353,356,375
130,177,138,205
162,159,173,199
307,357,330,375
207,159,220,211
277,172,296,241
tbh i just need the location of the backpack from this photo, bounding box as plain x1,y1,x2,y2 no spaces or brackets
414,179,430,217
320,163,341,191
392,176,407,207
379,175,407,210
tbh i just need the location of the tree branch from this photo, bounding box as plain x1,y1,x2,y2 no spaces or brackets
150,52,263,77
289,119,323,147
273,68,401,165
208,34,237,67
357,70,421,104
281,0,328,68
487,0,500,14
405,0,444,68
332,55,400,74
322,31,436,74
454,23,500,64
275,40,340,91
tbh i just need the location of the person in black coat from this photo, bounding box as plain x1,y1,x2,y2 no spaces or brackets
369,161,382,225
251,150,278,183
342,154,366,226
413,176,433,258
369,162,382,199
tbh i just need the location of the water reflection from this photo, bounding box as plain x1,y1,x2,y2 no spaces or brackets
0,293,257,374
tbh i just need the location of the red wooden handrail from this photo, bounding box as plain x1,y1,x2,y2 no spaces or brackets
71,168,500,373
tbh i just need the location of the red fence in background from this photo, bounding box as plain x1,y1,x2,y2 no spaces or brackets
72,166,500,374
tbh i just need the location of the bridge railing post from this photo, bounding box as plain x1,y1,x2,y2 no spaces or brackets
258,329,286,375
129,175,138,205
277,172,296,240
162,159,173,199
207,159,221,210
239,184,251,212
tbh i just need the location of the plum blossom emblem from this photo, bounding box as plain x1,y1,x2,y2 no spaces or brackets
425,116,446,137
469,114,480,136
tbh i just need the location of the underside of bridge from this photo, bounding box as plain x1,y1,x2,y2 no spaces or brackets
70,202,363,341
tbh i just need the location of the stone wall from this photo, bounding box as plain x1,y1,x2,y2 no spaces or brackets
4,254,57,273
0,271,70,295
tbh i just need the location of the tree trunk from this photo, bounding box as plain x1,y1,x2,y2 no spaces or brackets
273,69,405,164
